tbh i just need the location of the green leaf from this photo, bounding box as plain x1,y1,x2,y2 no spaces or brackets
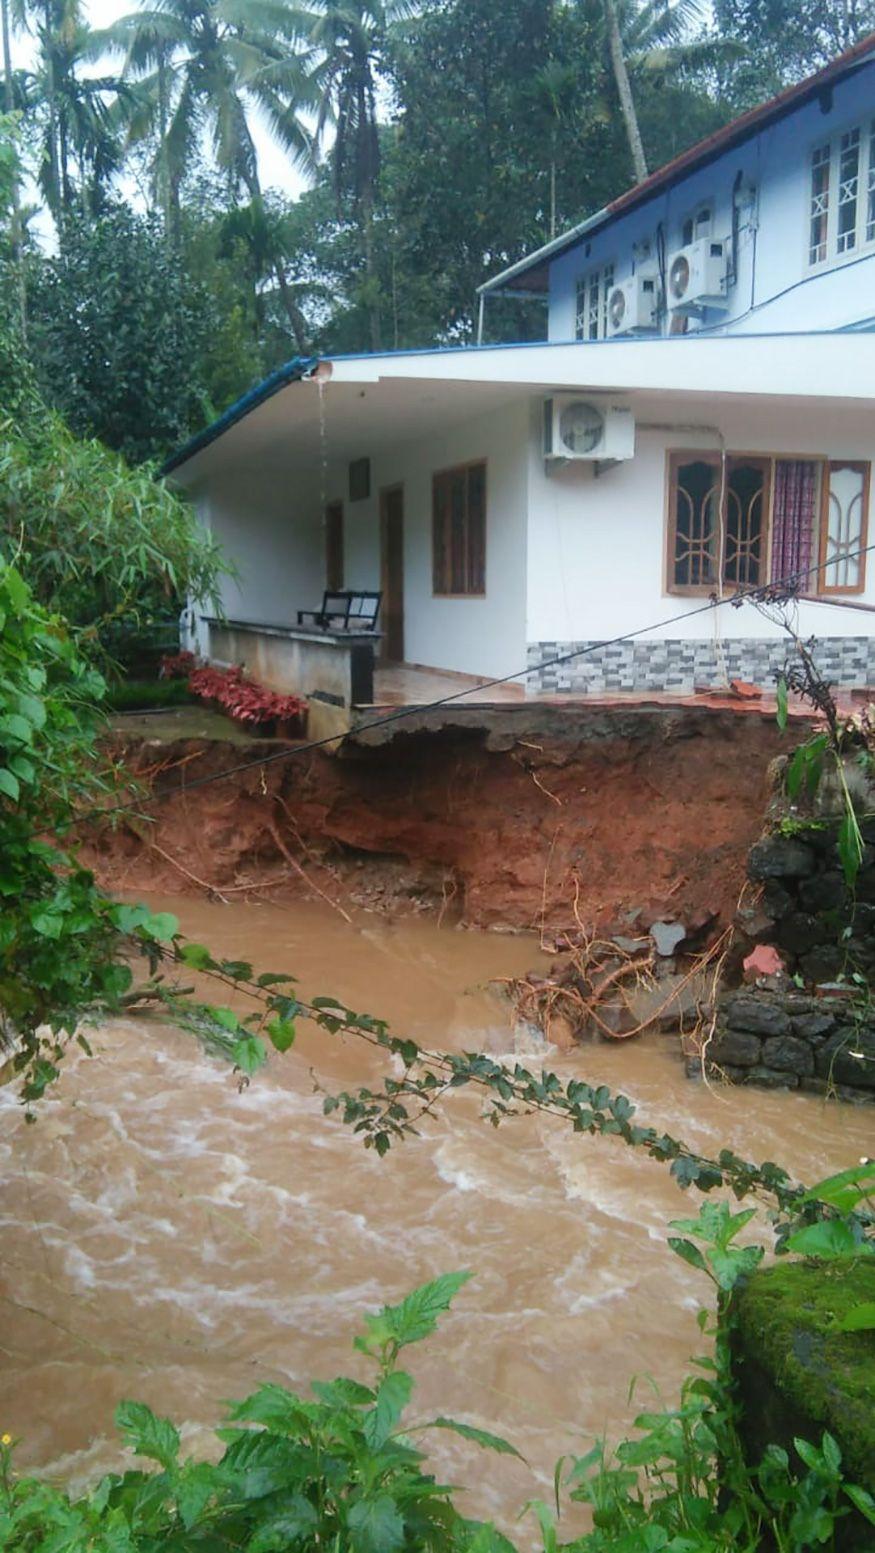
115,1400,180,1471
141,911,179,942
211,1006,239,1033
836,1301,875,1332
0,712,33,745
786,1220,868,1259
357,1271,473,1357
0,768,19,802
266,1016,295,1053
802,1160,875,1213
347,1493,404,1553
838,808,864,889
427,1416,524,1460
16,692,45,730
247,1497,319,1550
310,1376,375,1407
845,1484,875,1525
776,676,788,732
31,909,64,939
229,1383,314,1434
363,1371,413,1448
232,1034,266,1074
667,1237,708,1274
175,1462,217,1528
178,941,213,969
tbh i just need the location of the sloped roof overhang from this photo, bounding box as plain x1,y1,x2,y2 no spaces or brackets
164,331,875,488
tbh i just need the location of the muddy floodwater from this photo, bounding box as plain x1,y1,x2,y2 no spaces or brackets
2,894,873,1531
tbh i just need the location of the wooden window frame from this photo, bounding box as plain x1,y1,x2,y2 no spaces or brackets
817,459,870,596
432,459,487,598
665,450,771,597
665,451,871,599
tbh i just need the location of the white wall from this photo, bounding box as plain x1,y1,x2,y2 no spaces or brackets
195,401,530,682
525,396,875,646
194,462,327,633
547,59,875,341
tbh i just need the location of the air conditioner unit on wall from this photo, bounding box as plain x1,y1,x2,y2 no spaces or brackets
666,236,730,311
606,274,659,337
543,395,635,463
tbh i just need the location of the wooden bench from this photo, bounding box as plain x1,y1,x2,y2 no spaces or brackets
297,591,382,633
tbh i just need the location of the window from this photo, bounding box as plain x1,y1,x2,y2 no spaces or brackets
820,461,869,594
668,454,768,591
432,462,486,595
667,452,870,597
809,142,831,263
808,118,875,265
837,128,861,253
575,263,614,340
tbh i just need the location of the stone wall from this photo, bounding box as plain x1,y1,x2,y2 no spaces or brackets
696,820,875,1099
526,636,875,695
702,988,875,1098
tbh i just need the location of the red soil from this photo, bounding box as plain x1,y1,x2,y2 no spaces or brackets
86,706,789,932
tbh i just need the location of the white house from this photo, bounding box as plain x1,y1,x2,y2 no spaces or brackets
166,30,875,721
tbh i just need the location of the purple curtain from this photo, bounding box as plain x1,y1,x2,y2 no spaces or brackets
771,459,818,586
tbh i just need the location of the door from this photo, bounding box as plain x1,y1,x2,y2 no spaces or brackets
325,501,344,590
380,485,404,661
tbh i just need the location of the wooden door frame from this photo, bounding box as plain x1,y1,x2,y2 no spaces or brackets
380,483,404,663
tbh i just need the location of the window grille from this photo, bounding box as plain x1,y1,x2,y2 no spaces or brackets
837,128,861,253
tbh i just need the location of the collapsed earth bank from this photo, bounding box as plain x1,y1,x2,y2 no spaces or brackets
86,704,787,933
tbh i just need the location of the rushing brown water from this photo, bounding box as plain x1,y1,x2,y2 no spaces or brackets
1,893,872,1533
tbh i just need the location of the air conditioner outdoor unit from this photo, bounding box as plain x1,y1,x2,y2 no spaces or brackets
543,395,635,463
606,274,659,336
666,236,729,311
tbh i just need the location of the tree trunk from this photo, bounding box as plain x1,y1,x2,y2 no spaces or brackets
604,0,648,184
43,2,63,230
2,0,28,338
361,182,381,353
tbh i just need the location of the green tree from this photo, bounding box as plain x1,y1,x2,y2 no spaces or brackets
26,203,213,463
711,0,875,108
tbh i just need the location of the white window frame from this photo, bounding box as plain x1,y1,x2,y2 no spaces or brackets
574,260,615,341
806,114,875,269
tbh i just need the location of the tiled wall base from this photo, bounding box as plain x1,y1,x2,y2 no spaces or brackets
526,637,875,695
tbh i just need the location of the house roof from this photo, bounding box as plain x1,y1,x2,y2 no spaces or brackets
478,29,875,299
161,354,317,475
163,330,875,485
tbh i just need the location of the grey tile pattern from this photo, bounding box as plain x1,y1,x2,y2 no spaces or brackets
526,637,875,695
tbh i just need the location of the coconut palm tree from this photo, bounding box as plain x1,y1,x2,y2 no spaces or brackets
99,0,316,346
596,0,736,184
306,0,415,352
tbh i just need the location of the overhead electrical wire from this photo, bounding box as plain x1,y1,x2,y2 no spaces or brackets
55,536,875,834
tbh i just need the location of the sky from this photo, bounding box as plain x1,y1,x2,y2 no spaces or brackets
10,0,311,238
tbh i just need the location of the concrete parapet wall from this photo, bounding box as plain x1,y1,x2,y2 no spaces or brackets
206,618,377,739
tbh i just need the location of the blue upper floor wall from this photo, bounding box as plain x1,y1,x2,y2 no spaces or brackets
480,36,875,342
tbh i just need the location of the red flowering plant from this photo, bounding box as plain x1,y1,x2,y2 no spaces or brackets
187,664,307,732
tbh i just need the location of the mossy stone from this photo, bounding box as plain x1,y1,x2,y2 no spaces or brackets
732,1259,875,1496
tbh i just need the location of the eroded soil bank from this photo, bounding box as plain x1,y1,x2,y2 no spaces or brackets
86,703,788,931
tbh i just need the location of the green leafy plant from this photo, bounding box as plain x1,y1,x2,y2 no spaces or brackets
0,1273,521,1553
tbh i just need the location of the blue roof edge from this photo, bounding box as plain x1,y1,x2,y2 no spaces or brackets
161,354,318,476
